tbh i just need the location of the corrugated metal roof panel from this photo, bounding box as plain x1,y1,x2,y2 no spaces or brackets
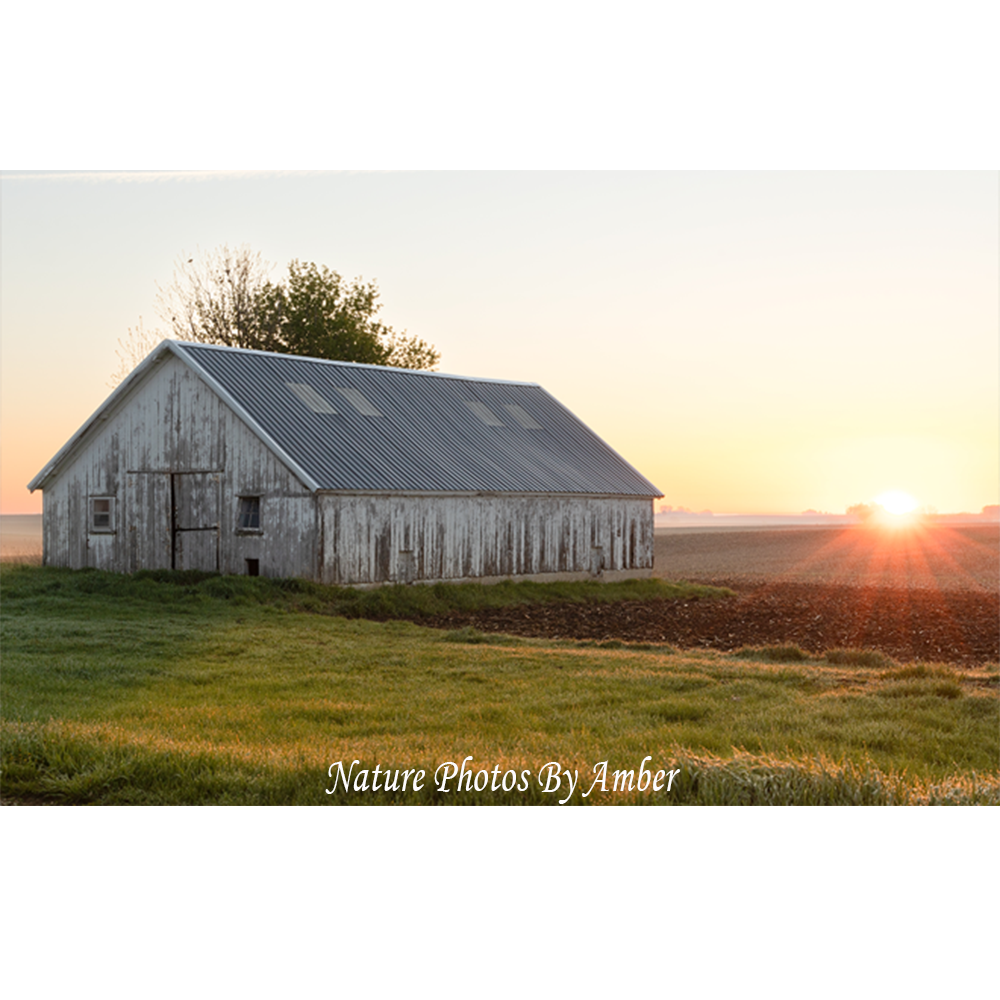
175,343,662,496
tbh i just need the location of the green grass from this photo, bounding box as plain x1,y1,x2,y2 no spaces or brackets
824,648,896,669
735,644,811,663
2,565,997,805
1,563,729,619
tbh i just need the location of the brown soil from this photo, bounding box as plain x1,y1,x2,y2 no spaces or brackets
425,526,1000,666
425,581,998,666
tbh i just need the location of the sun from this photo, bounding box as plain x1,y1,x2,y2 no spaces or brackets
875,491,919,516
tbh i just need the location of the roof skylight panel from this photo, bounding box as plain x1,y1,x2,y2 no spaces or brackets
464,400,504,426
503,403,542,429
285,382,337,414
332,386,382,416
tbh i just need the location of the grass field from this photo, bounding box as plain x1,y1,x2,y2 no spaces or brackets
2,565,997,805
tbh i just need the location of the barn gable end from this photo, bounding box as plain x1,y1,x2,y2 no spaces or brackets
33,350,315,575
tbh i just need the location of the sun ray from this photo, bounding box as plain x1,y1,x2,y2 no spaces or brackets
727,520,996,662
904,523,994,594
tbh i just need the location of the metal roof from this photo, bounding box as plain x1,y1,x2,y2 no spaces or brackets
30,341,662,497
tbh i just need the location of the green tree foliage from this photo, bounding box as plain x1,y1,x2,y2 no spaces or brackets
113,245,439,385
257,261,440,369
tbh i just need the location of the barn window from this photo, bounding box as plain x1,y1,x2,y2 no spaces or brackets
90,497,115,533
237,496,261,531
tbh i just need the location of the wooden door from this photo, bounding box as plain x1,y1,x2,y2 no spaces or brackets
172,472,221,572
125,472,172,571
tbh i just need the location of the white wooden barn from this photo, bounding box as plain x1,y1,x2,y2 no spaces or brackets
28,342,662,585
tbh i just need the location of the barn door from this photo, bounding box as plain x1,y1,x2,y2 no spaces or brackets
172,472,221,572
125,472,173,571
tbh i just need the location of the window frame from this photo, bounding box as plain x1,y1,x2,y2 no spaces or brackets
236,495,262,533
89,496,116,534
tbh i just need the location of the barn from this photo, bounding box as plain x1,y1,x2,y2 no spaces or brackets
28,341,662,585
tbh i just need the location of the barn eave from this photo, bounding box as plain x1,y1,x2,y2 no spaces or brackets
313,489,663,499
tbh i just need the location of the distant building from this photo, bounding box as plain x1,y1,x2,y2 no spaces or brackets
28,342,661,585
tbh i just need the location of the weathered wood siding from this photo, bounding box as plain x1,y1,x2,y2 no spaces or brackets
42,354,316,576
318,493,653,585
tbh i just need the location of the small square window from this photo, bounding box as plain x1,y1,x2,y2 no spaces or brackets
238,496,261,530
90,497,115,533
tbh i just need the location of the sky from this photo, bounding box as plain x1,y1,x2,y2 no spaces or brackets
2,170,996,516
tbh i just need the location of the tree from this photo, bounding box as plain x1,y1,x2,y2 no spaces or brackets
156,244,277,351
257,260,440,369
110,316,162,388
111,245,439,386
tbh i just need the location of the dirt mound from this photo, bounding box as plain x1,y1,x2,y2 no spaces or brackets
425,580,999,666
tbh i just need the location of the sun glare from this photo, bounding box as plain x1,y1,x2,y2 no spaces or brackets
865,490,924,529
875,491,918,516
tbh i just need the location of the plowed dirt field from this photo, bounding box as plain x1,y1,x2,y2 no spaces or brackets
427,524,999,665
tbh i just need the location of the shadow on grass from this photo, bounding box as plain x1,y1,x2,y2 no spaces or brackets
1,564,733,623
